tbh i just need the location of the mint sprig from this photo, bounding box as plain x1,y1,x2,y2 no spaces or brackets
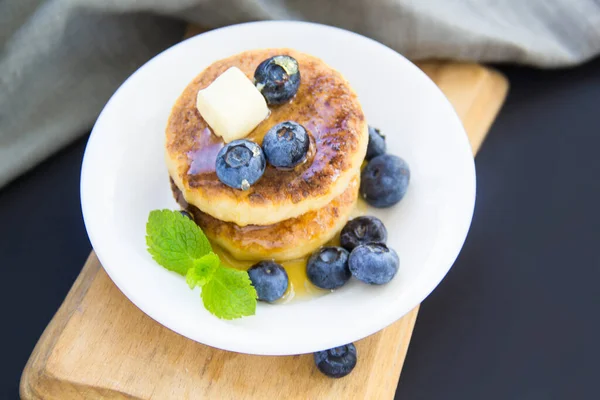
146,210,257,319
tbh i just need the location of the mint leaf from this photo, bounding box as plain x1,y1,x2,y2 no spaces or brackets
201,266,257,320
146,209,212,275
186,252,220,289
146,209,257,320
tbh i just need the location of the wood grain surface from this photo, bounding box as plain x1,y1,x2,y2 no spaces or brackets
20,61,508,400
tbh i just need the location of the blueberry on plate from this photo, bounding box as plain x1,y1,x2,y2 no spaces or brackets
179,210,194,221
247,261,288,302
366,126,386,160
360,154,410,208
254,55,301,105
262,121,310,169
215,139,266,190
340,216,387,251
314,343,357,378
348,243,399,285
307,247,351,289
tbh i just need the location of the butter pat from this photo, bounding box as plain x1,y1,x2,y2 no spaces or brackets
196,67,269,143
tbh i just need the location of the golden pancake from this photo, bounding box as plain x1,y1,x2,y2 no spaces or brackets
171,176,359,261
166,48,368,226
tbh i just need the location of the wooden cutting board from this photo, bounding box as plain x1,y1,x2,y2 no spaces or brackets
20,58,508,399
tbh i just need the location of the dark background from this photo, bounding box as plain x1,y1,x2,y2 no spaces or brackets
2,57,599,399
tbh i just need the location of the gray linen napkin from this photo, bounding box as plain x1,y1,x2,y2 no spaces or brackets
1,0,599,188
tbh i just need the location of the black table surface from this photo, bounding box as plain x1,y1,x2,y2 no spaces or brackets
2,58,599,399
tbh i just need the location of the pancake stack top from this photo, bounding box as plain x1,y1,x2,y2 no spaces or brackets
166,48,368,261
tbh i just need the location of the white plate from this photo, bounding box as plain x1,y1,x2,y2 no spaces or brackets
81,21,475,355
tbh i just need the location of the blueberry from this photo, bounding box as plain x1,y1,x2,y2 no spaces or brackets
348,243,399,285
314,343,357,378
262,121,309,169
247,261,288,302
340,216,387,251
307,247,351,289
366,126,386,160
360,154,410,208
254,55,301,105
215,139,266,190
179,210,194,221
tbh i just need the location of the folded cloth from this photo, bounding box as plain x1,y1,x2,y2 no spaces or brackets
1,0,599,188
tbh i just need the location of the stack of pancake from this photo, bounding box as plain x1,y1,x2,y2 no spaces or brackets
166,49,368,261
